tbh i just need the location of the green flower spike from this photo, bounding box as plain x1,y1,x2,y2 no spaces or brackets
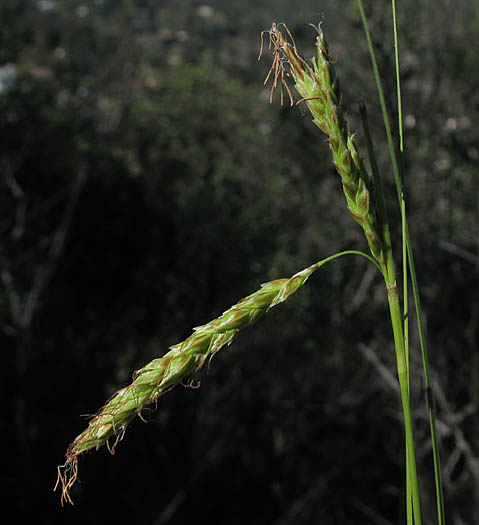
261,23,385,268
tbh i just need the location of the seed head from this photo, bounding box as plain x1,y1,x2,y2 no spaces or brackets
56,262,320,505
260,23,385,268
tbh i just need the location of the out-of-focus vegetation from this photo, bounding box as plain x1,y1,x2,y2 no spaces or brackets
1,1,477,523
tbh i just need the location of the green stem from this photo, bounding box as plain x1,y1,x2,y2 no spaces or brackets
403,195,412,525
312,249,383,274
387,281,422,525
391,4,411,515
391,0,409,390
357,1,446,522
359,99,420,524
407,227,446,525
392,2,444,521
392,0,404,153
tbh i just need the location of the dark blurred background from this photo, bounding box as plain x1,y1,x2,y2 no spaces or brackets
1,1,477,523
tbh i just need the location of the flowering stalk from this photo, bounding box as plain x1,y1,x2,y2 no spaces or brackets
261,23,423,522
261,24,385,269
56,251,377,505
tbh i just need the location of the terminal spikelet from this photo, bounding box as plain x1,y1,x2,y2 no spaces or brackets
261,23,385,267
56,262,320,505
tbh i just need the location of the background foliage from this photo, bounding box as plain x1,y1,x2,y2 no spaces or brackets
1,1,477,523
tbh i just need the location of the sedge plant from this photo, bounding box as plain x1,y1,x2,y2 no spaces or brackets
56,8,445,524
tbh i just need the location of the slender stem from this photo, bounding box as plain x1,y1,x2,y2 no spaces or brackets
391,0,445,525
312,249,384,274
404,200,412,525
391,2,412,518
407,228,446,525
359,99,419,524
392,0,409,390
387,282,421,525
357,1,446,522
360,101,412,521
392,0,404,153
